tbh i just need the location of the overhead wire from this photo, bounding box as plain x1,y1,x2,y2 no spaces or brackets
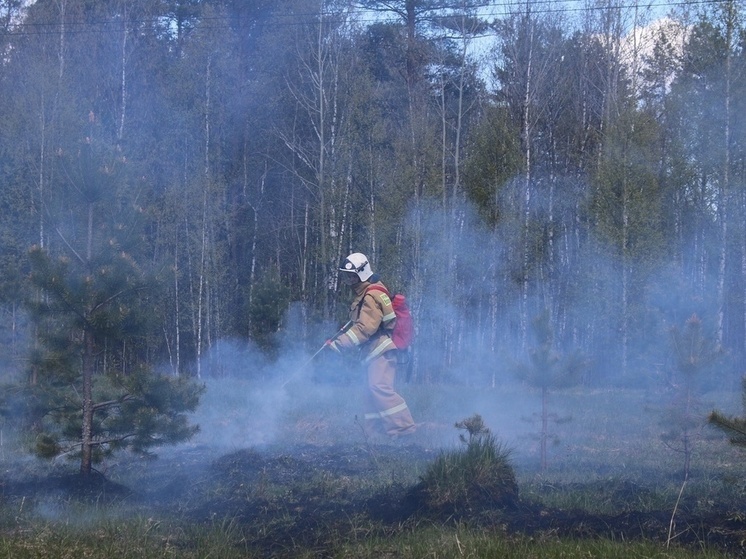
1,0,726,36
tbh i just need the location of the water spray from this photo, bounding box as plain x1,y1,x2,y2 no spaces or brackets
281,320,352,388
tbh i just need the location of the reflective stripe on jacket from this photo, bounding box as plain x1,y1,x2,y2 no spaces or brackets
337,280,396,362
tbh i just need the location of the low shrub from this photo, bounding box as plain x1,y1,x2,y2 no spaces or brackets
407,414,518,517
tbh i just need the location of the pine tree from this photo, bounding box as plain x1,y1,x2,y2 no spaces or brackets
514,311,587,471
709,379,746,447
662,314,720,477
22,137,203,476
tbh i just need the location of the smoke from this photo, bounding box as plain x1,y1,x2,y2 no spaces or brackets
76,192,746,519
2,191,742,528
183,181,742,464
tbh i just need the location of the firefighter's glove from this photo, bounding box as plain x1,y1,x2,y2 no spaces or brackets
325,339,341,354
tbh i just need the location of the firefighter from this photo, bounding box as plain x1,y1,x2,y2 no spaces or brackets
328,252,417,439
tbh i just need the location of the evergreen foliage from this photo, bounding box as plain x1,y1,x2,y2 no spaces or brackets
246,271,291,354
17,124,204,474
24,242,204,472
515,312,587,391
514,311,587,470
661,314,722,477
709,376,746,447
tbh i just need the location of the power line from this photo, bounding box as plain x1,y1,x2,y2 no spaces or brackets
2,0,724,36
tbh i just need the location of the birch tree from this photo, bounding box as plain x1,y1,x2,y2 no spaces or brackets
494,5,566,351
278,1,357,319
666,4,746,361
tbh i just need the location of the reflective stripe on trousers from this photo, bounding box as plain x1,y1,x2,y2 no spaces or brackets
364,351,415,436
364,401,409,420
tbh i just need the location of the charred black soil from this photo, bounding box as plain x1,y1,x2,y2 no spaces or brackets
3,442,746,557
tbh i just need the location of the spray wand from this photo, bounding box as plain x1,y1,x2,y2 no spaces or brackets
281,320,352,388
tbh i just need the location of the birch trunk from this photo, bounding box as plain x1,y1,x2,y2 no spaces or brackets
196,190,207,379
37,0,67,248
619,5,645,378
247,165,267,334
315,12,329,318
280,4,350,318
174,244,180,375
195,53,213,379
520,13,535,352
117,3,128,143
717,0,734,349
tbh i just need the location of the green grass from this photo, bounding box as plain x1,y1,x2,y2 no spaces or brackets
2,380,746,558
340,525,731,559
0,519,731,558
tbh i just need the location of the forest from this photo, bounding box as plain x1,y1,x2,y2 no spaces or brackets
1,0,744,395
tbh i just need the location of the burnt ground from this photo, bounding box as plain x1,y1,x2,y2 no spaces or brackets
3,442,746,557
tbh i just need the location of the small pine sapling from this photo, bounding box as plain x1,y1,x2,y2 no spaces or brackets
514,311,587,471
661,313,721,478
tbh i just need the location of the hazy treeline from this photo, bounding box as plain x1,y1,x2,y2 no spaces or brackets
0,0,743,387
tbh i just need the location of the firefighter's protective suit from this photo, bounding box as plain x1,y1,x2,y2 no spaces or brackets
335,278,416,437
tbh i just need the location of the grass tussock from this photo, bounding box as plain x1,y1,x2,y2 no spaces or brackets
408,414,518,518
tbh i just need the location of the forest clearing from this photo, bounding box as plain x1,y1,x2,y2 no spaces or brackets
2,379,746,558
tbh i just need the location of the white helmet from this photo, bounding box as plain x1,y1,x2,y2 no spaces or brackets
339,252,373,282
